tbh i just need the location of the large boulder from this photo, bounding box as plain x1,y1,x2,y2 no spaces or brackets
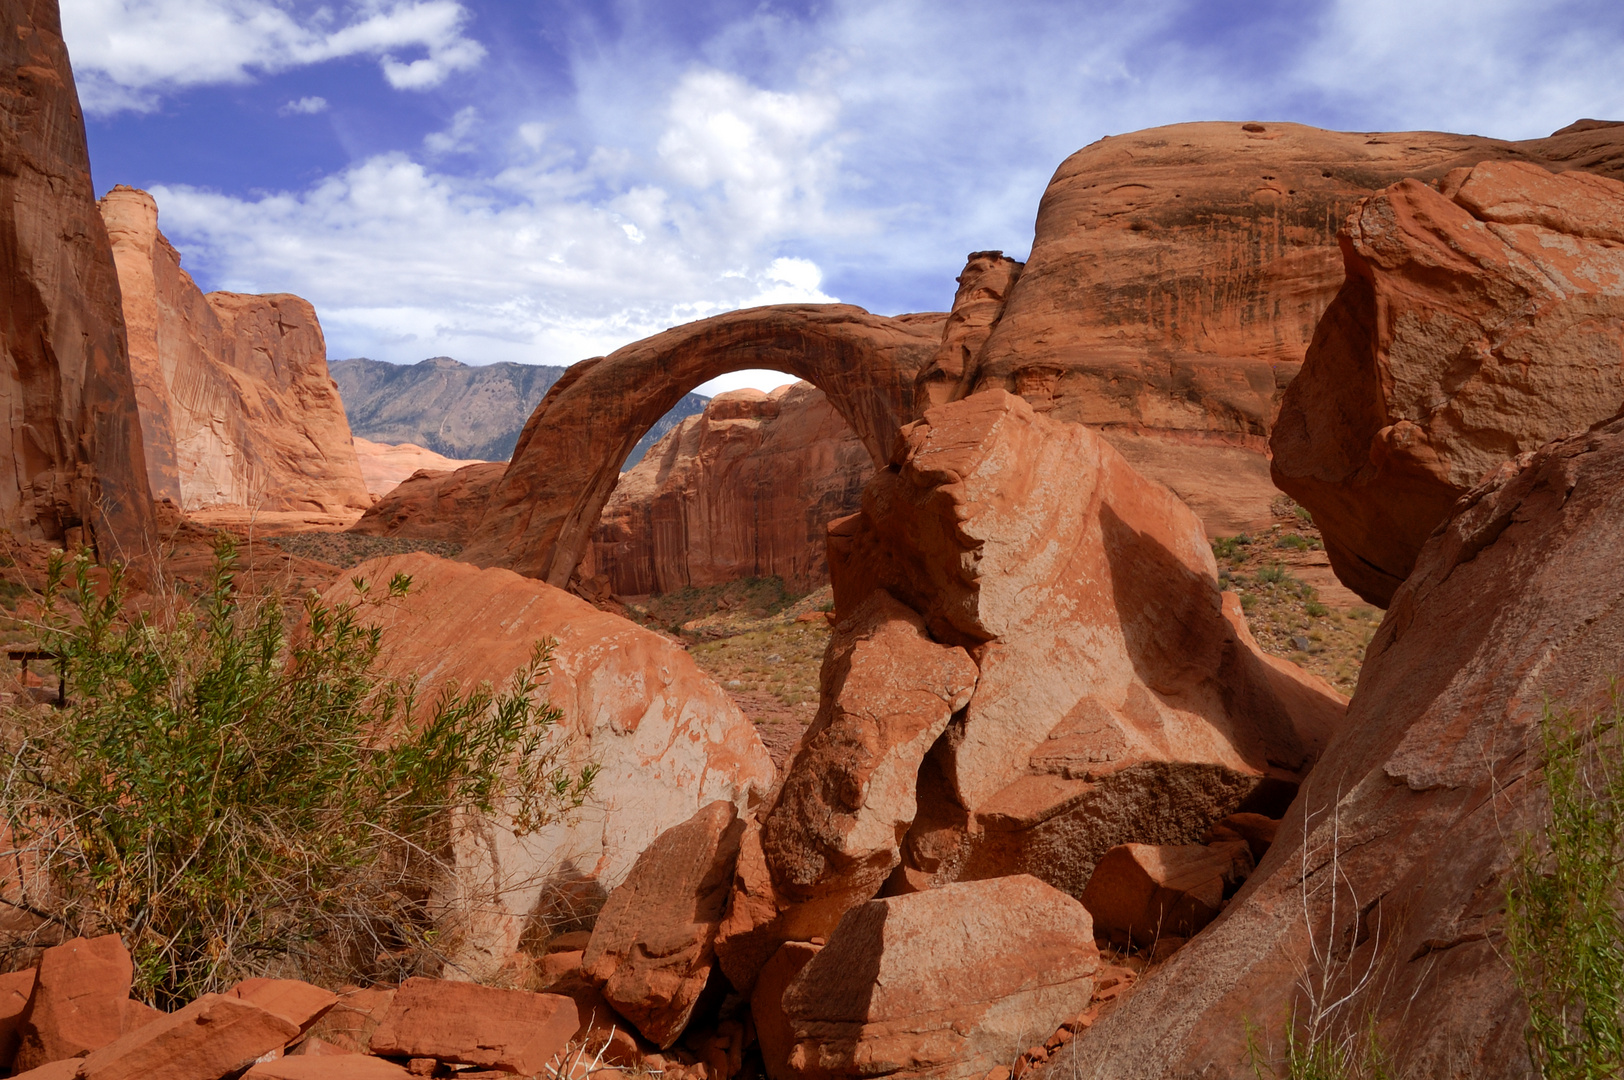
321,554,774,980
781,875,1098,1080
584,382,874,595
99,187,371,517
828,390,1344,898
1060,413,1624,1077
347,461,506,542
0,0,153,553
368,977,578,1073
1271,161,1624,606
13,935,133,1071
581,801,744,1048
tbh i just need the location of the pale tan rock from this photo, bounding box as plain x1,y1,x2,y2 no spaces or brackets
75,993,298,1080
1271,160,1624,605
783,875,1098,1080
762,589,977,907
0,0,154,554
582,801,745,1048
321,554,772,981
368,977,578,1073
1080,840,1253,948
13,935,132,1071
99,187,370,517
350,437,486,498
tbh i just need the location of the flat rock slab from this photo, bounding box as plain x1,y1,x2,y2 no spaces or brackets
246,1055,412,1078
227,979,337,1032
76,993,298,1080
369,977,578,1074
14,935,133,1072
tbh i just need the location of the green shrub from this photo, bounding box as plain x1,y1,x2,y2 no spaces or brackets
0,539,595,1006
1305,601,1330,618
1506,691,1624,1078
1277,533,1310,551
1258,562,1288,585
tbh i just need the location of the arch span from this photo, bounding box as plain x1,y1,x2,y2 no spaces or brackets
461,304,947,585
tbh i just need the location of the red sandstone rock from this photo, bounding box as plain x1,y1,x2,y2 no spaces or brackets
1271,160,1624,606
1060,413,1624,1075
0,0,154,554
9,1059,79,1079
226,979,337,1032
917,252,1024,411
75,993,297,1080
464,305,945,586
323,554,772,980
1204,812,1279,862
782,875,1098,1080
297,988,395,1055
751,942,820,1080
0,967,36,1070
247,1056,412,1078
827,390,1343,898
350,437,486,498
584,383,873,595
369,977,578,1073
347,461,505,542
582,801,745,1047
1080,841,1253,948
99,186,369,518
13,935,133,1071
761,589,977,907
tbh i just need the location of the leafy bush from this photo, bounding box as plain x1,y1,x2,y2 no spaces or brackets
0,540,595,1006
1506,692,1624,1078
1258,562,1289,585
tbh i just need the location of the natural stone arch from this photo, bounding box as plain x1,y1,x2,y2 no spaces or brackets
461,304,947,585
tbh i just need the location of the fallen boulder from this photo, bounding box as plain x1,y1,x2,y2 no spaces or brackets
368,977,578,1073
1080,841,1254,948
226,979,337,1033
13,935,133,1071
0,967,37,1071
752,942,822,1080
582,801,744,1048
782,875,1098,1080
1271,160,1624,606
74,994,297,1080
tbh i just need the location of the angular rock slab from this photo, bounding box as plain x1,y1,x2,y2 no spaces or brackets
369,977,578,1073
1080,840,1253,948
0,967,37,1071
1272,160,1624,606
76,994,298,1080
1061,414,1624,1075
783,875,1098,1080
13,935,132,1072
583,800,745,1048
246,1057,412,1079
763,589,978,906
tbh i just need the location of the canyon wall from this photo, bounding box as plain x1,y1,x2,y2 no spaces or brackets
99,187,370,516
584,383,871,595
0,0,153,555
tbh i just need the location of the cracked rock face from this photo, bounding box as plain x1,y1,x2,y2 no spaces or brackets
1272,160,1624,606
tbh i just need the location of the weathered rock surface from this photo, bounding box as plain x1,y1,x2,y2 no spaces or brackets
1080,840,1253,948
940,121,1624,538
246,1056,411,1079
99,187,370,517
826,390,1343,898
782,875,1098,1080
582,801,744,1047
347,462,505,543
464,306,946,586
0,968,36,1071
584,383,873,595
76,994,297,1080
753,942,822,1080
0,0,153,555
368,977,578,1073
350,437,485,498
762,590,977,908
321,554,773,981
1062,412,1624,1078
13,935,132,1071
298,987,395,1055
225,979,337,1033
1271,161,1624,606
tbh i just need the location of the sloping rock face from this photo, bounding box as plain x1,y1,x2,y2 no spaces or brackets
1271,161,1624,606
781,875,1099,1080
1062,413,1624,1078
939,121,1624,538
0,0,152,555
351,436,486,498
585,383,873,595
99,187,370,516
829,390,1345,898
321,553,774,981
463,306,946,586
348,462,504,543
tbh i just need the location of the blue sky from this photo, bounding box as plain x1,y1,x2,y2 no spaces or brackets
65,0,1624,393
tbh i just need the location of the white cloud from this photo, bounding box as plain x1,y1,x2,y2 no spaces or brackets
61,0,485,113
424,106,479,154
279,95,329,115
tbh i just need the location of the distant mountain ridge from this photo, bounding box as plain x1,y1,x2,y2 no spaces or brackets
330,356,707,467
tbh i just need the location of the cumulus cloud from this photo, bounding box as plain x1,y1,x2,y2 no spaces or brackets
61,0,485,113
279,95,329,115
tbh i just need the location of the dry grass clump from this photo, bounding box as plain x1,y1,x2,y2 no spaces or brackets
0,539,594,1007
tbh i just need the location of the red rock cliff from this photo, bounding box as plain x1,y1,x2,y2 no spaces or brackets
0,0,153,555
99,187,370,516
